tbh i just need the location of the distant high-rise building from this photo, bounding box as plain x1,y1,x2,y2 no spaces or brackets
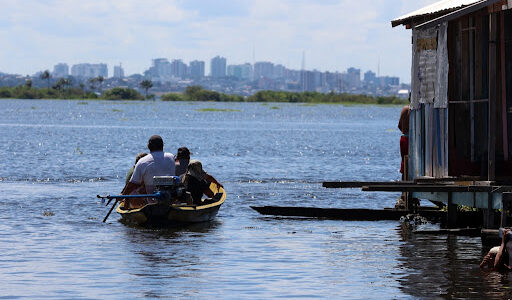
347,67,361,88
71,63,108,78
273,64,286,79
113,64,125,78
227,65,239,78
254,61,274,79
240,63,253,80
189,60,205,79
153,58,172,79
377,76,400,87
210,56,226,77
227,63,253,80
364,70,376,83
52,63,69,78
301,71,316,92
171,59,187,79
325,71,339,89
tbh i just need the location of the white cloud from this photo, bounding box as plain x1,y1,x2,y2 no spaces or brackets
0,0,439,82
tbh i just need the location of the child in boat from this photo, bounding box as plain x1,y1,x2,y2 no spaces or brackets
181,159,222,204
123,152,148,186
175,147,192,177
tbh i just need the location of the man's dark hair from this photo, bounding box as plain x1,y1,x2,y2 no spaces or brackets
176,147,191,159
148,135,164,152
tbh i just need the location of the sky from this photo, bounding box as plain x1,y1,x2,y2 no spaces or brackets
0,0,439,83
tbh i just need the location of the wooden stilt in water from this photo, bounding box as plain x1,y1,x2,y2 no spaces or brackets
447,192,457,228
501,193,512,228
403,155,413,211
484,192,495,228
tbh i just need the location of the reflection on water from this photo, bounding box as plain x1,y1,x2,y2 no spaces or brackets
396,223,512,299
1,100,511,298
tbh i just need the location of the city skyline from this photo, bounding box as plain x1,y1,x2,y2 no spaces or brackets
31,57,401,83
0,57,404,98
0,0,438,82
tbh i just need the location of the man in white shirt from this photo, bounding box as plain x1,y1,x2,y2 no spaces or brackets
122,135,175,196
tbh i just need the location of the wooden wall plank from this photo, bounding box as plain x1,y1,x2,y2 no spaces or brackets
500,12,508,161
489,13,497,181
505,10,512,161
476,14,490,173
475,16,483,99
469,16,476,162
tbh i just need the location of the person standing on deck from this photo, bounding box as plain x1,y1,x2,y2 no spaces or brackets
395,96,410,209
398,97,410,177
122,135,175,197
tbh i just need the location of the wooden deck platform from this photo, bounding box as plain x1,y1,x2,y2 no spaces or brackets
251,206,488,228
251,206,444,221
320,180,512,229
322,180,512,193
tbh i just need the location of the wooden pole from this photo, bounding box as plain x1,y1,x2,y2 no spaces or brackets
500,11,508,161
486,192,495,228
404,154,411,211
501,193,512,228
488,12,497,181
447,192,457,228
470,16,476,162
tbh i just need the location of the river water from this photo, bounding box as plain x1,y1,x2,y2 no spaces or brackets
0,99,509,299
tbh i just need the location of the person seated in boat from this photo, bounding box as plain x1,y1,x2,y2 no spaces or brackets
121,152,148,194
181,159,222,205
480,228,512,271
122,135,176,209
175,147,192,177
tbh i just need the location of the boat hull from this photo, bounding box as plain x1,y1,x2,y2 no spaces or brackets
116,182,226,225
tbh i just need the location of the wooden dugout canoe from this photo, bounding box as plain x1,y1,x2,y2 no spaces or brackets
115,182,226,225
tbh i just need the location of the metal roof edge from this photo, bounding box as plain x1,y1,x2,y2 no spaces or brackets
391,0,482,27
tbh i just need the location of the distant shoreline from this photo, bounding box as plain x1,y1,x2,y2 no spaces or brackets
0,85,407,105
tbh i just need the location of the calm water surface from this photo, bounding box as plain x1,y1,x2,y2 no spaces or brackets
0,99,508,299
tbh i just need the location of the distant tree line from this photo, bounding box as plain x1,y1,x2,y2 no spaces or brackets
0,76,406,104
161,85,243,102
162,86,406,105
0,70,147,100
0,84,144,100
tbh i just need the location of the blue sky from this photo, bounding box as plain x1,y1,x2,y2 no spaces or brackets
0,0,438,82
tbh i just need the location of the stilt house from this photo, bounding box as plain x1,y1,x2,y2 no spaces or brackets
391,0,512,218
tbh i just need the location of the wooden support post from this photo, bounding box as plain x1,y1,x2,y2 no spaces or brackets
488,12,497,181
502,192,512,228
485,192,495,229
447,192,457,228
500,12,508,161
404,154,412,211
470,16,476,162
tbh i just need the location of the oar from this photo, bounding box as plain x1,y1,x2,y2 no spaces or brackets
102,199,118,223
97,192,162,223
97,195,121,223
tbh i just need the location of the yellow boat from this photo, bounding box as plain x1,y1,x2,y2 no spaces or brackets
114,180,226,226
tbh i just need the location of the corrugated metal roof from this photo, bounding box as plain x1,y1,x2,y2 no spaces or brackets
392,0,481,26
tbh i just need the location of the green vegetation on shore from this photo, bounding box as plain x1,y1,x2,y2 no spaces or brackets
162,85,406,105
196,108,241,112
248,90,406,105
162,85,243,102
1,83,406,105
0,85,144,100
